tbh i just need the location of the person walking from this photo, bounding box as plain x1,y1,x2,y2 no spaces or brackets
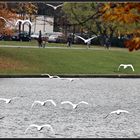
87,40,91,48
105,37,110,49
67,34,72,48
38,30,43,48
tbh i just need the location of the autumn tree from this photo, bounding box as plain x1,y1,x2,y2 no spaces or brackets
0,3,18,35
99,3,140,51
12,2,38,35
62,2,119,46
13,2,38,20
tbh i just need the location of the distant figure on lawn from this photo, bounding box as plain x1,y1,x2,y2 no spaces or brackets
105,37,111,49
67,34,72,48
38,30,43,48
87,40,91,48
42,37,48,48
42,40,46,48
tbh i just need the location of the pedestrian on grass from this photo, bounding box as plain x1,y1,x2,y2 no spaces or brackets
105,37,110,49
87,40,91,48
67,34,72,48
38,30,43,48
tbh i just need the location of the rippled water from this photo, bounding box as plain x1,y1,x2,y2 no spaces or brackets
0,78,140,138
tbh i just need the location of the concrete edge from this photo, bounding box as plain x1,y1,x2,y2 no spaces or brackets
0,74,140,78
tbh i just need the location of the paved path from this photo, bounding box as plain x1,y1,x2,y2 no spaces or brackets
0,44,98,50
0,45,126,51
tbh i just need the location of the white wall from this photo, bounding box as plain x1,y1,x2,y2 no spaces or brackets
24,15,54,34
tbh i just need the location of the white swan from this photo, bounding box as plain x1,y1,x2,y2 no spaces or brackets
60,78,74,82
41,73,60,79
0,17,7,23
0,97,20,104
41,74,74,82
61,101,89,109
24,124,55,134
75,34,99,44
31,100,56,108
104,109,130,118
15,19,32,26
46,4,63,10
118,64,135,71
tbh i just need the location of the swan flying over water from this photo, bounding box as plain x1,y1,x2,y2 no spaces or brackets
31,100,56,108
61,101,89,109
104,109,130,118
24,124,55,134
41,73,60,79
0,97,20,104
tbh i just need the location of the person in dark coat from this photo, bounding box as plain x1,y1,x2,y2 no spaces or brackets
38,30,43,48
105,37,111,49
67,34,72,47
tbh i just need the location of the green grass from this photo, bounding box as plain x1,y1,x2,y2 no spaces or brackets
0,40,100,48
0,46,139,75
0,40,37,46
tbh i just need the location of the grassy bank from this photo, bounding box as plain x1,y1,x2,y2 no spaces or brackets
0,46,139,75
0,40,101,48
0,40,37,46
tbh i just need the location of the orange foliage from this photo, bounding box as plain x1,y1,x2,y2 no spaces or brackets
1,27,14,36
101,3,140,24
0,7,18,21
0,3,18,35
24,3,38,15
124,31,140,52
100,3,140,51
99,3,111,13
17,2,38,19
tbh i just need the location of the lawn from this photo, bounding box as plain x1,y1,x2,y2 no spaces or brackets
0,45,139,75
0,40,100,48
0,40,37,46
